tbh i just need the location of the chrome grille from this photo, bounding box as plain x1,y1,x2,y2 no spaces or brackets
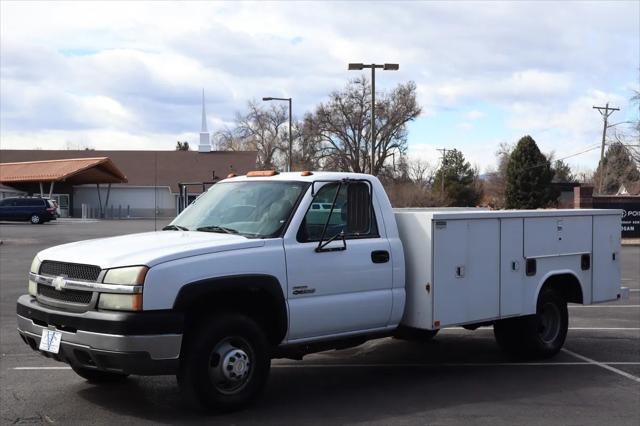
39,261,101,282
37,284,92,304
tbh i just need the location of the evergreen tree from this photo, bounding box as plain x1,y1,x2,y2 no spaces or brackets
552,159,575,183
594,142,640,194
505,135,556,209
433,149,482,206
175,141,190,151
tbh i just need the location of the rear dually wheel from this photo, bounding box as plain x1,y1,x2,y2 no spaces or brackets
494,288,568,359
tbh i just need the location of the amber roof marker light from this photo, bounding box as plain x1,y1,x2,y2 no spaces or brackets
246,170,279,177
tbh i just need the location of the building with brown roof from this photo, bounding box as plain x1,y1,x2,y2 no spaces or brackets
0,150,257,218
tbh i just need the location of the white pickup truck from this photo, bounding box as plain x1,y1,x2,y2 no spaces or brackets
17,171,627,412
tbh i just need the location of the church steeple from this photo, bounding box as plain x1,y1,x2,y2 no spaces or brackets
198,89,211,153
201,89,208,133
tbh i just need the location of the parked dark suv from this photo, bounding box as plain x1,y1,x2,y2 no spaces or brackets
0,197,58,224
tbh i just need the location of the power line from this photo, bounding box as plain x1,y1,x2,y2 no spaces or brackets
483,144,601,177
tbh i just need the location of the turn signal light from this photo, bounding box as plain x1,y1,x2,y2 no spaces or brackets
247,170,278,177
98,293,143,311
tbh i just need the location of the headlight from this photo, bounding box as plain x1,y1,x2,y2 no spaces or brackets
30,256,41,274
98,293,143,311
28,256,41,296
102,266,148,285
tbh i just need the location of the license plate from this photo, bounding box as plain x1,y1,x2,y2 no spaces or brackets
39,329,62,354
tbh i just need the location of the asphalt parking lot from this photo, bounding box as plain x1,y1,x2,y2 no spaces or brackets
1,219,638,425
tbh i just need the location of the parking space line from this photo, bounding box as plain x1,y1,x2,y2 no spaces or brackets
566,327,640,330
446,327,640,331
13,362,640,371
568,305,640,308
562,349,640,383
13,366,71,370
273,362,640,368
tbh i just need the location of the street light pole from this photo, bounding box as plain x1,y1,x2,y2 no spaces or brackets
371,66,375,175
262,96,293,172
348,62,399,175
288,97,292,173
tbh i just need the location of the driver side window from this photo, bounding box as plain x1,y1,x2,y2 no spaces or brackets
297,182,378,242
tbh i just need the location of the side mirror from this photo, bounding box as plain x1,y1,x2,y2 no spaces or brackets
346,182,371,235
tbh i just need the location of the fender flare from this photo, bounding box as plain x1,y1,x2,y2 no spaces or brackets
173,274,288,344
534,269,585,305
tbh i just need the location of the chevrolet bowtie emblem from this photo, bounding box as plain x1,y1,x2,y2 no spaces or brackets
52,276,67,291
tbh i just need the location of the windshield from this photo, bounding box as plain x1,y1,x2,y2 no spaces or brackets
170,181,308,238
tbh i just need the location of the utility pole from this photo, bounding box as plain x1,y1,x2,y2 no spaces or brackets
437,148,449,197
593,103,619,194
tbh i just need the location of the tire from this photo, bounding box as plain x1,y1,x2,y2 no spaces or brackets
177,313,271,413
30,214,41,224
393,326,439,341
71,366,129,383
494,289,568,359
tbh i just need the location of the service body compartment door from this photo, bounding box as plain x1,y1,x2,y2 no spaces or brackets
592,214,621,302
524,216,592,257
500,218,525,317
433,219,500,327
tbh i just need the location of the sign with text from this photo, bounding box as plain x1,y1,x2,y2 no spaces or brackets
592,200,640,238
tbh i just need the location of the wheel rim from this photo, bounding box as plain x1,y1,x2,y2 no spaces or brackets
208,336,253,395
31,215,40,223
538,302,561,343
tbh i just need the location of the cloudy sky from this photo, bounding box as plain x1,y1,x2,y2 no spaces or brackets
1,1,638,172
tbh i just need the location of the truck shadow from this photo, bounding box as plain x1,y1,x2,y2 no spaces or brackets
76,334,594,424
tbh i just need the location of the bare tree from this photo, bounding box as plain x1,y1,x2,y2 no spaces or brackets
407,158,435,186
308,77,421,174
215,101,289,169
292,115,324,171
214,126,244,152
235,101,289,169
484,142,512,208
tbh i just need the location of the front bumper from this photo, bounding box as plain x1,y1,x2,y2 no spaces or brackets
17,295,183,375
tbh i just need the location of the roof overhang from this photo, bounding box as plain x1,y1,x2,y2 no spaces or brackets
0,157,128,184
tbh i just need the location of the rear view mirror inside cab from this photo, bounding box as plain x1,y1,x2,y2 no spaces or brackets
346,182,371,235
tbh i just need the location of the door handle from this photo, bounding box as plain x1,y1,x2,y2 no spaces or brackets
371,250,390,263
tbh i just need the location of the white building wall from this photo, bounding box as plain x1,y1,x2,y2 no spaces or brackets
72,185,177,218
0,185,26,199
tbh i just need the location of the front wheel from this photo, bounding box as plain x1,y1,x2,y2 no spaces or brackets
178,314,271,413
494,289,568,359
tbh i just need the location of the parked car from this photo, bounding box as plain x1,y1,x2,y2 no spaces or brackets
0,197,57,224
44,198,61,217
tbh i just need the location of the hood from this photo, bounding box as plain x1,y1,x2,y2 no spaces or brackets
37,231,265,269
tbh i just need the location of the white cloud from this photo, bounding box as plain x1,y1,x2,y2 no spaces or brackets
0,0,638,171
466,110,486,121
